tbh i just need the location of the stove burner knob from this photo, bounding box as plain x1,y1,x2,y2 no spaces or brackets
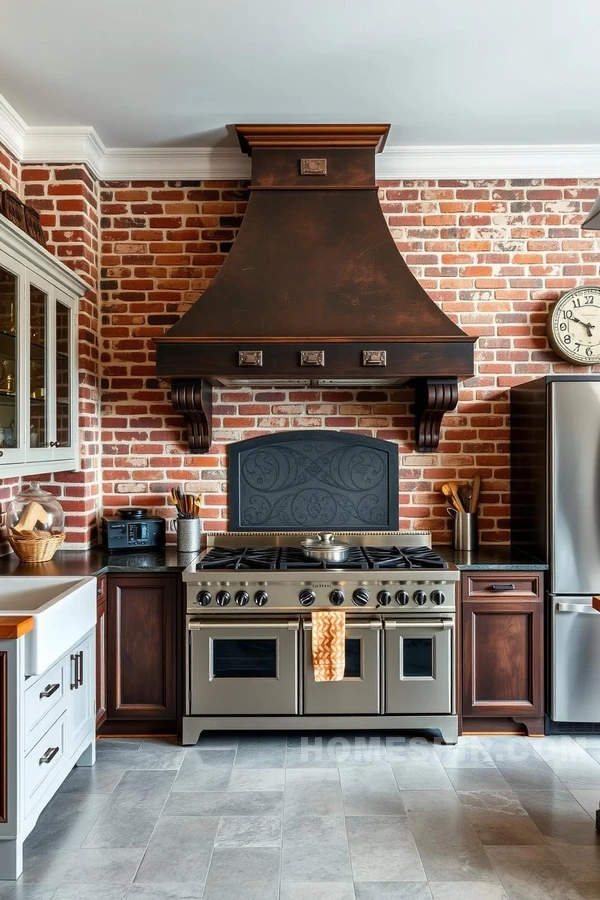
299,589,316,607
413,591,427,606
352,588,370,607
196,590,212,607
254,590,269,607
330,590,345,606
235,590,250,606
216,590,231,607
431,590,446,605
395,590,410,606
377,590,392,606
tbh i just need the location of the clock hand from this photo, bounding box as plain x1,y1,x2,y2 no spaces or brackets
570,316,596,337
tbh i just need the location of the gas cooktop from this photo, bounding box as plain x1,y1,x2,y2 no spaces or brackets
197,544,448,571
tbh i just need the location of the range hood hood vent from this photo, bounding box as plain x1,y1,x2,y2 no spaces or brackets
155,124,475,452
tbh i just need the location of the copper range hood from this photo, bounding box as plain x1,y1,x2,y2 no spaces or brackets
155,124,475,452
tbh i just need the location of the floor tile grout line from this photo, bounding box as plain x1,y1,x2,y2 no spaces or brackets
336,759,357,900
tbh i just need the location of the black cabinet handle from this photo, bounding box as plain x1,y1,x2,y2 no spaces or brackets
70,653,79,690
78,650,84,687
39,746,59,765
490,583,516,591
39,683,60,699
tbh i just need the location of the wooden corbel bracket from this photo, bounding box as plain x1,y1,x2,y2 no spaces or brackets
170,380,213,453
413,378,459,452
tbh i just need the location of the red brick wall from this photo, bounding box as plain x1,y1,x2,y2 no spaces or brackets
0,157,101,550
99,177,600,545
0,144,20,193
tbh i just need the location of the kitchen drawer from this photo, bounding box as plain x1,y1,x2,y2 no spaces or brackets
464,572,541,600
24,712,66,818
24,657,66,747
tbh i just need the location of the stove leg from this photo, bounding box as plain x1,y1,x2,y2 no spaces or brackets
182,719,204,746
438,722,459,745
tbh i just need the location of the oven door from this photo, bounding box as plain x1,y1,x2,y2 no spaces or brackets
189,618,300,715
384,618,453,715
302,619,382,714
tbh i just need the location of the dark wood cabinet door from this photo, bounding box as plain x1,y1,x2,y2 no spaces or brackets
105,574,179,733
462,597,543,718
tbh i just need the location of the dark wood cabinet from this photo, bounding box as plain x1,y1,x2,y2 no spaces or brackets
100,573,181,736
461,570,544,736
96,575,107,729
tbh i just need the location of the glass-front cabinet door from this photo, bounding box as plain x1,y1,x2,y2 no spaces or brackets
0,251,25,465
0,216,83,477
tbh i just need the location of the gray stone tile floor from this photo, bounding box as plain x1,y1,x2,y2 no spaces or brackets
2,732,600,899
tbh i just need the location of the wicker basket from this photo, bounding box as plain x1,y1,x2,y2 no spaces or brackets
8,529,66,563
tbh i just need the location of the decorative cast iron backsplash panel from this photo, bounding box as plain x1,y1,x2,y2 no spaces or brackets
229,431,399,532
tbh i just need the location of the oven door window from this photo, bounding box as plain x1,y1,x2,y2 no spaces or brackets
211,638,277,679
402,637,434,678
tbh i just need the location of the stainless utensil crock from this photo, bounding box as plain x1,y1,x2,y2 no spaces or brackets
448,510,478,552
301,533,350,563
177,517,201,553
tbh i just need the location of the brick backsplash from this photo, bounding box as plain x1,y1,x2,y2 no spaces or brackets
2,152,600,548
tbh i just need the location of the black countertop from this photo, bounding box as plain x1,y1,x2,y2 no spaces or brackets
0,544,547,576
433,545,548,570
0,547,195,577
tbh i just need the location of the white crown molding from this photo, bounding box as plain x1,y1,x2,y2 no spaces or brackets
1,93,600,182
0,93,27,160
22,126,106,177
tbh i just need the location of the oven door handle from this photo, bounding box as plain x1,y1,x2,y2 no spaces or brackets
555,602,600,615
302,620,382,631
384,619,453,630
188,620,299,631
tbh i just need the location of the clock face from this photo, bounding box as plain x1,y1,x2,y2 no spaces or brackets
549,286,600,364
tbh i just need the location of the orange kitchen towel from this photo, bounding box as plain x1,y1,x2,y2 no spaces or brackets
311,609,346,682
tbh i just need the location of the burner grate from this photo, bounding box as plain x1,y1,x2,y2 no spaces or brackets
364,546,448,570
197,546,281,570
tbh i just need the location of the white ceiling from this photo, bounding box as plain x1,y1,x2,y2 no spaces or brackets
2,0,600,151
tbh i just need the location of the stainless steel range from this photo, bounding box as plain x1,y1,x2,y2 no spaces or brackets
182,531,459,745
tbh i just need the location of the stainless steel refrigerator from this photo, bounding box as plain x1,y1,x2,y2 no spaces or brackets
511,376,600,727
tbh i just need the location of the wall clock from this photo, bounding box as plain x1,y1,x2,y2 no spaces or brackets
548,286,600,364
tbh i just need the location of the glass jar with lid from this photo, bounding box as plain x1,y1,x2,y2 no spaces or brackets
7,482,65,535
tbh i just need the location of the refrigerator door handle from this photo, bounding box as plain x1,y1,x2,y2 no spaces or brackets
556,602,600,615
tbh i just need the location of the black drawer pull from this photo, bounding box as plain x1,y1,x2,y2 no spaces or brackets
490,583,516,591
39,746,59,765
39,683,60,699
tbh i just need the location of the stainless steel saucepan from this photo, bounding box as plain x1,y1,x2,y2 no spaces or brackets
301,533,350,563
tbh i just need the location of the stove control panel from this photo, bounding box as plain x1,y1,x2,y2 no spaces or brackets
189,579,455,612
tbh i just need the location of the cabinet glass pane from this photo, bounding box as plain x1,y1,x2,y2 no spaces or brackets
0,265,18,450
402,637,433,677
55,300,71,447
29,284,48,448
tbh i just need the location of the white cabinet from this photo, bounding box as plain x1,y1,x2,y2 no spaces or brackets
0,622,96,880
0,216,86,477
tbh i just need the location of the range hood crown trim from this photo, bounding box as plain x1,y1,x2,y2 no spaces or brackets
156,123,475,454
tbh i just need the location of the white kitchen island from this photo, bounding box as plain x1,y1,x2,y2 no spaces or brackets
0,576,97,879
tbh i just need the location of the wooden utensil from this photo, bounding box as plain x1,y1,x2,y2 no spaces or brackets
470,475,481,513
441,482,466,513
458,483,472,511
